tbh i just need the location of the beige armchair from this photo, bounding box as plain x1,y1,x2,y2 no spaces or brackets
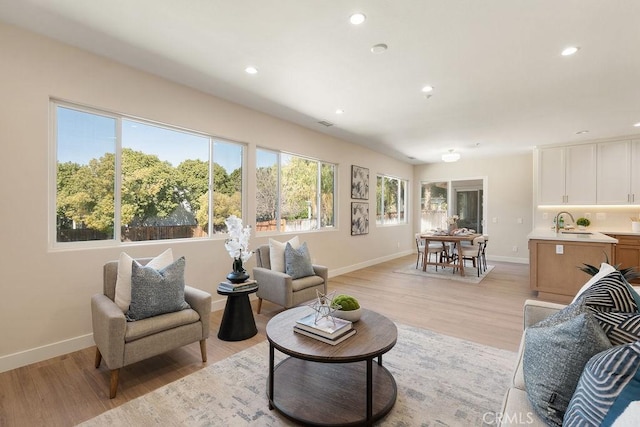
253,244,328,314
91,257,211,398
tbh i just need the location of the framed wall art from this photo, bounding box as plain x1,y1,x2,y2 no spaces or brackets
351,165,369,200
351,202,369,236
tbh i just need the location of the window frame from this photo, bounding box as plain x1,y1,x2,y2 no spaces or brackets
255,148,336,234
49,99,247,249
376,173,409,226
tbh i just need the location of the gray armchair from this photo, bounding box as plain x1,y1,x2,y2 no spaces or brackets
91,257,211,398
253,244,328,314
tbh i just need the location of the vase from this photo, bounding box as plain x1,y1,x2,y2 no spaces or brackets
227,257,249,284
333,307,362,322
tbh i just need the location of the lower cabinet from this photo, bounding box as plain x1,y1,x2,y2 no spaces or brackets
529,239,614,303
607,234,640,284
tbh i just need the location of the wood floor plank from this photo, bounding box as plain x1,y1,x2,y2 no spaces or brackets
0,256,538,426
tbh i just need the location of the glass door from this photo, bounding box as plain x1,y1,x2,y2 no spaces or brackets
455,189,483,233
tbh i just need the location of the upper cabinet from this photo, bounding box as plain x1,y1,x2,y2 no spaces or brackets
538,139,640,206
597,140,640,204
538,144,597,205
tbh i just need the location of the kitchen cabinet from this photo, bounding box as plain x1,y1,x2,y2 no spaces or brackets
538,144,597,205
529,237,614,302
597,140,640,204
608,234,640,284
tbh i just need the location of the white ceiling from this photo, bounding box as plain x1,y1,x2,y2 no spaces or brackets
2,0,639,164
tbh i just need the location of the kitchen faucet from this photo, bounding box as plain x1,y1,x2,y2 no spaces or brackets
554,211,575,233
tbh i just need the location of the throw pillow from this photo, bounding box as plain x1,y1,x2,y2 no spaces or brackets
564,341,640,427
114,248,174,312
523,312,612,427
593,311,640,346
269,236,300,273
126,256,190,321
572,262,617,303
284,241,315,279
580,271,640,314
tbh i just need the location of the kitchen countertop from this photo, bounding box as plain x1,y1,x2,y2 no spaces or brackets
528,228,618,243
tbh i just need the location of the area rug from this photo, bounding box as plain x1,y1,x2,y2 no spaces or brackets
79,324,515,426
394,263,495,284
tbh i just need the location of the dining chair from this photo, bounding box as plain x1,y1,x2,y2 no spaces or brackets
480,236,488,272
453,235,485,277
416,234,446,270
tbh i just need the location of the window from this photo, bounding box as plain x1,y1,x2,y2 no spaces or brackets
256,149,335,232
420,181,448,232
53,101,244,245
376,175,408,225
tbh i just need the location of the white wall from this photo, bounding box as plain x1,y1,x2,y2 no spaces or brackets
0,23,415,371
414,153,534,264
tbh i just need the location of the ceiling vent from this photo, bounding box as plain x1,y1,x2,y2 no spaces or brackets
317,120,334,127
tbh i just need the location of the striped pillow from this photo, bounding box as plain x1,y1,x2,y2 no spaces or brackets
579,271,640,313
564,341,640,426
578,271,640,346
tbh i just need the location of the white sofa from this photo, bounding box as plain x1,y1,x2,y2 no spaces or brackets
499,299,567,427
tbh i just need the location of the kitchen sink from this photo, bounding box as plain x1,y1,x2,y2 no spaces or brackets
561,231,593,235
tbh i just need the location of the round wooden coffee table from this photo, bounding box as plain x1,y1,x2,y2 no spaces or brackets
266,306,398,426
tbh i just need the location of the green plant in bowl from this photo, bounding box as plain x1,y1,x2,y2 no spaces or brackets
576,217,591,227
333,294,360,311
333,294,362,322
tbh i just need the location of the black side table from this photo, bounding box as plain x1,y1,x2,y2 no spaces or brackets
217,284,258,341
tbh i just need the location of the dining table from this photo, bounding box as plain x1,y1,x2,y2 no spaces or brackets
419,232,482,277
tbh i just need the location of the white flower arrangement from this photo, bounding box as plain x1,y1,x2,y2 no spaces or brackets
447,215,459,225
224,215,253,263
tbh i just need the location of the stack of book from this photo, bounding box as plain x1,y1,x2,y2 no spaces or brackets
293,313,356,345
218,279,257,292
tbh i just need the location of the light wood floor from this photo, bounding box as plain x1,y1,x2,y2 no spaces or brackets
0,255,538,426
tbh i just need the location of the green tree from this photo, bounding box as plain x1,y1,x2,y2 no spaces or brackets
57,153,115,234
281,157,317,220
256,165,278,221
229,167,242,194
120,148,180,225
213,163,232,195
176,159,209,214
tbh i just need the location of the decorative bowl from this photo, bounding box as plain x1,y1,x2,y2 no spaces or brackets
333,307,362,322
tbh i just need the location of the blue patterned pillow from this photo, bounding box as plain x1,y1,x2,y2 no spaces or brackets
564,341,640,426
284,242,315,279
126,256,190,321
524,312,612,426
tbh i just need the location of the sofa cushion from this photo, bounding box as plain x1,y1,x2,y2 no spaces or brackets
114,248,174,312
125,308,200,342
564,341,640,426
269,236,300,273
285,241,315,279
291,274,325,292
126,256,190,321
523,312,612,426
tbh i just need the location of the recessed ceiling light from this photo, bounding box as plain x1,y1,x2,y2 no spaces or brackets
335,109,344,115
370,43,388,54
575,130,589,135
421,85,434,93
634,122,640,127
245,66,258,74
350,13,366,25
561,46,580,56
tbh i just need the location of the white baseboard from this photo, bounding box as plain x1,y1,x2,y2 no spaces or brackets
0,333,95,374
329,250,414,277
487,255,529,264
